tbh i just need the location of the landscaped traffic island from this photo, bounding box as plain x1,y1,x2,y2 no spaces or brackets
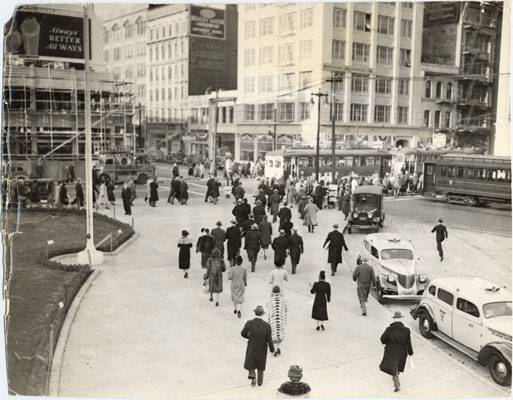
4,209,134,396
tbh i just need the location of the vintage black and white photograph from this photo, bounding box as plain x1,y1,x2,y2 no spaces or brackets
1,0,511,398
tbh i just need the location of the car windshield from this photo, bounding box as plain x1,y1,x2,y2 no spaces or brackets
482,301,512,319
354,194,379,210
380,249,414,260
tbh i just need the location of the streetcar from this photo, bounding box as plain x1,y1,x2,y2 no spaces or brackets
423,153,512,206
264,148,392,180
403,148,485,175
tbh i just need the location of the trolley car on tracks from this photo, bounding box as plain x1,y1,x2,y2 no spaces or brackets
423,154,511,206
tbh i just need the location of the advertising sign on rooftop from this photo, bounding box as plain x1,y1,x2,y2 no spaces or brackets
4,9,90,60
189,5,225,40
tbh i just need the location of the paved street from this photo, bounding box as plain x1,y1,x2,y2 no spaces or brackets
53,183,511,399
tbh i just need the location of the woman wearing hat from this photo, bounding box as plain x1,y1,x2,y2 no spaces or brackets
228,255,247,318
379,311,414,392
310,271,331,331
177,230,193,278
258,215,272,261
267,285,287,357
205,248,226,306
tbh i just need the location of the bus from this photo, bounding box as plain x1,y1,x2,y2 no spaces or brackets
423,154,511,206
265,148,392,180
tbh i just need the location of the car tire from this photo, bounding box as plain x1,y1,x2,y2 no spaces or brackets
137,174,148,185
488,353,511,386
418,311,434,339
100,173,110,183
347,227,352,234
376,282,386,304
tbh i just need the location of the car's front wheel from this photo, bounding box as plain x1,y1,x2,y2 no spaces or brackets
376,282,386,304
488,353,511,386
418,311,434,339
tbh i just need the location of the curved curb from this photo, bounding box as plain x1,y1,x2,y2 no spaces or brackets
48,269,102,397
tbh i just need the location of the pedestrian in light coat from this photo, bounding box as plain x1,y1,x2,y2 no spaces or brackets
323,223,349,276
352,259,376,315
431,218,448,261
226,220,241,266
269,259,289,295
258,215,272,260
289,228,304,274
211,220,226,258
205,248,226,306
267,285,287,357
303,198,319,233
228,255,247,318
241,305,275,387
310,270,331,331
178,230,193,279
379,311,414,392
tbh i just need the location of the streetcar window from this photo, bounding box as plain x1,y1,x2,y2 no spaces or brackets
268,160,274,167
467,168,476,178
426,165,434,175
354,157,361,167
497,170,506,181
447,167,457,177
457,168,465,178
477,168,487,179
297,157,311,167
366,157,375,167
360,157,367,167
507,170,511,183
344,157,354,167
338,158,346,167
440,166,447,177
275,161,281,168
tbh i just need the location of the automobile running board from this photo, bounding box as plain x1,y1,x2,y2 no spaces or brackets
431,330,480,362
382,294,421,301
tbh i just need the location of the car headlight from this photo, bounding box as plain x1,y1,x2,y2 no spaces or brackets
387,274,396,284
418,274,427,283
367,212,373,218
353,212,358,218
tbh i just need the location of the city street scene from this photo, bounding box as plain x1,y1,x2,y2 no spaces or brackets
1,1,511,399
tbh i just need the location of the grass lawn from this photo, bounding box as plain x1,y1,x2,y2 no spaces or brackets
4,209,133,395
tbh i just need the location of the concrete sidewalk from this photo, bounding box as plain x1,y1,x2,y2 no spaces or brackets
53,194,510,399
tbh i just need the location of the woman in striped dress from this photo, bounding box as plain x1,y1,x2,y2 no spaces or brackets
267,285,287,357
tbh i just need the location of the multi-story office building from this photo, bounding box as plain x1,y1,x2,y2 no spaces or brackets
235,2,433,162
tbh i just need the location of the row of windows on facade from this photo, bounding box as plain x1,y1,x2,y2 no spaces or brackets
104,40,186,63
148,64,185,82
189,106,235,124
148,20,188,42
243,2,413,11
244,11,412,38
243,73,410,95
148,87,186,102
423,110,452,129
242,103,409,124
104,43,146,62
104,18,146,43
425,81,453,100
243,42,411,66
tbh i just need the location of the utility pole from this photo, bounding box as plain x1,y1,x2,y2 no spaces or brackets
311,90,329,182
326,74,344,181
272,107,277,150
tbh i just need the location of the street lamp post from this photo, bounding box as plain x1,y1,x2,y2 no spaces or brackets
326,74,344,182
311,90,328,182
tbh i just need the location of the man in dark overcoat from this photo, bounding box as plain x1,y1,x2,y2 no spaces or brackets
240,214,257,236
211,221,226,257
352,258,376,315
233,199,249,225
241,305,275,387
169,177,181,204
255,189,267,208
278,204,292,226
379,311,414,392
431,218,448,261
271,230,290,267
268,189,281,223
289,228,304,274
244,225,262,272
225,220,241,266
204,176,214,202
196,228,215,269
323,223,348,276
149,177,159,207
252,200,266,224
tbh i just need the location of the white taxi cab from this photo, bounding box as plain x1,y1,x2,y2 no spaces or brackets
360,233,428,303
411,276,512,386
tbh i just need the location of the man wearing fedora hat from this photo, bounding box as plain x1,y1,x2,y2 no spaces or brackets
352,257,376,316
323,223,349,276
226,220,242,266
379,311,414,392
241,305,275,387
245,224,262,272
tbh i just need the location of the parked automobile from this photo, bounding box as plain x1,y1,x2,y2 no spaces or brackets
347,185,384,234
411,276,512,386
360,233,428,303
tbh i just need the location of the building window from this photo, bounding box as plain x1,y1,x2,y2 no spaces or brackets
334,103,344,121
259,103,274,121
259,46,274,64
245,105,256,121
377,15,394,35
374,105,391,123
444,111,451,128
103,50,109,62
299,40,312,61
354,11,371,32
434,110,441,128
103,29,110,43
259,75,274,93
398,79,409,95
280,42,295,63
333,7,346,29
244,76,255,93
424,110,431,127
401,19,412,38
280,73,295,91
376,46,393,64
244,49,256,67
300,8,313,28
299,102,311,120
113,47,121,61
332,40,345,61
279,103,295,121
351,74,369,92
333,71,344,91
280,12,296,33
352,42,370,62
125,44,133,58
299,71,312,89
260,17,274,36
397,106,408,124
435,81,442,98
375,77,392,94
425,80,432,98
245,21,256,39
400,48,411,67
350,104,368,122
446,83,453,100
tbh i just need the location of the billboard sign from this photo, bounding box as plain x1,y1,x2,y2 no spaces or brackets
423,2,460,26
189,6,225,40
4,9,89,60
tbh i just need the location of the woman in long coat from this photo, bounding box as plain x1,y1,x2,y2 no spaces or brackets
228,255,247,318
379,312,414,392
341,190,351,220
149,177,159,207
288,228,304,274
205,248,226,306
267,285,287,356
106,179,116,204
178,230,193,278
310,271,331,330
226,221,242,266
285,179,295,206
303,198,319,233
258,216,272,260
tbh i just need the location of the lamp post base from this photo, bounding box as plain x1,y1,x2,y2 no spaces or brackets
77,242,104,266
